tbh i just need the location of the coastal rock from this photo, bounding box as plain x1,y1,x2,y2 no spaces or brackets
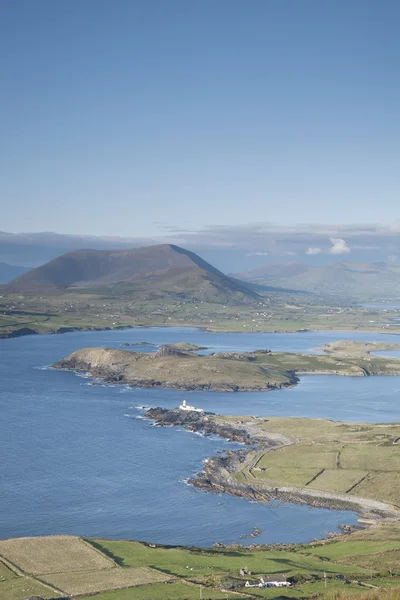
145,407,252,444
160,342,207,352
0,326,38,339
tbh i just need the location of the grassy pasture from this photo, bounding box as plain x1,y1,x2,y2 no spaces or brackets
0,535,114,574
251,466,319,486
307,540,400,560
79,581,241,599
324,587,400,599
235,417,400,506
340,446,400,471
42,565,171,595
0,559,17,581
248,580,363,598
0,576,60,599
89,539,366,578
4,535,400,599
349,472,400,506
335,549,400,572
255,444,339,470
308,469,368,493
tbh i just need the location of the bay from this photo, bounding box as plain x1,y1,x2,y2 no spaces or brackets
1,327,399,546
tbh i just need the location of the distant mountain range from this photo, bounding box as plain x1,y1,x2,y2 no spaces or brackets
237,261,400,298
0,262,29,284
5,244,260,303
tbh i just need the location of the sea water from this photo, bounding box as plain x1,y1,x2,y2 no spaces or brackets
1,327,399,546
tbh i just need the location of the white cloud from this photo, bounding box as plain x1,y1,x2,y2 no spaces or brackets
306,247,322,255
245,251,269,256
329,238,350,254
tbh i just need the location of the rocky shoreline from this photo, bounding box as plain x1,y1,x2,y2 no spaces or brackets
145,407,399,524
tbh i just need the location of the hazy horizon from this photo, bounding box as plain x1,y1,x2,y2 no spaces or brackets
1,221,400,272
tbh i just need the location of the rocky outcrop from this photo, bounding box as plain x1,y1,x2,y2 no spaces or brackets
160,342,207,352
0,326,39,339
146,407,252,444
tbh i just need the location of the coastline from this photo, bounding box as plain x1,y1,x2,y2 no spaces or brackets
146,407,400,529
1,320,400,340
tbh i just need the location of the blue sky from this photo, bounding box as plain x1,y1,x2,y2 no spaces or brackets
1,0,400,237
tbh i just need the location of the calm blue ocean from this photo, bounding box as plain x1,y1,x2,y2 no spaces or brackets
1,327,399,546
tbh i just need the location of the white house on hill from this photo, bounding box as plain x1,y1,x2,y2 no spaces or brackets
245,576,291,588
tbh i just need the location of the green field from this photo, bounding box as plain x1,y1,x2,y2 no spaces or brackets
79,581,241,599
0,576,60,599
308,469,368,494
2,533,400,599
0,560,17,581
236,417,400,508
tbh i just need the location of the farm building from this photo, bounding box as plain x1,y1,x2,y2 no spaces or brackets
245,575,291,588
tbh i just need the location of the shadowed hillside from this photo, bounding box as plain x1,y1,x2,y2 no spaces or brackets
5,244,259,303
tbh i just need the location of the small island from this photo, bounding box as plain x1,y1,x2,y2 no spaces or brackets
53,340,400,392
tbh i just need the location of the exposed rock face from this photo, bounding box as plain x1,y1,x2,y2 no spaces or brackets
153,345,187,358
146,407,252,444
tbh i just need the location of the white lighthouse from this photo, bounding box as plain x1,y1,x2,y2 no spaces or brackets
179,399,204,413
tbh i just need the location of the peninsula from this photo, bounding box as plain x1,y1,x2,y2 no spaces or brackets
146,407,400,522
53,340,400,392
